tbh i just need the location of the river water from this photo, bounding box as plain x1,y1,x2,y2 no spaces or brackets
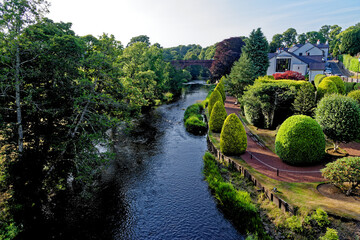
47,81,243,240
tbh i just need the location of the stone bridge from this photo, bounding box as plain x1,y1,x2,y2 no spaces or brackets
170,60,214,69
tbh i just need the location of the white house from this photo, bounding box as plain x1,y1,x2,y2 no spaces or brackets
267,41,329,81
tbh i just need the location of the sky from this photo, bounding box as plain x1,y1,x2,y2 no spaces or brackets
47,0,360,48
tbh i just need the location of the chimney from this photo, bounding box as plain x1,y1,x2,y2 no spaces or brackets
305,39,309,43
317,39,320,45
325,40,329,45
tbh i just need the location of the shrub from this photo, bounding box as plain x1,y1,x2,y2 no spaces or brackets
315,94,360,151
347,89,360,104
209,101,228,133
311,208,330,227
185,115,207,135
273,70,305,80
321,157,360,196
344,82,356,94
319,228,339,240
184,103,202,121
323,76,345,94
292,83,316,116
317,79,338,99
354,82,360,90
285,215,303,233
275,115,325,165
215,82,226,102
220,113,247,155
314,74,326,87
244,100,264,128
208,89,222,116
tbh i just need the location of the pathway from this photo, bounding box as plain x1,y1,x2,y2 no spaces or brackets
224,96,325,182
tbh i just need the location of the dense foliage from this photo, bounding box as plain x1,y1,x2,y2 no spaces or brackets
317,79,338,99
209,101,227,133
183,103,207,135
214,82,225,102
273,71,305,80
275,115,325,165
210,37,245,80
321,157,360,196
315,94,360,150
208,89,223,116
340,54,360,72
322,76,345,94
292,83,316,116
242,78,311,129
220,113,247,155
347,90,360,104
314,74,326,88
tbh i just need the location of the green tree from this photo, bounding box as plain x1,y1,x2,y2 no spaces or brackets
339,28,360,56
226,52,257,98
305,31,326,44
220,113,247,155
292,83,316,116
315,94,360,151
282,28,297,47
269,33,283,52
321,157,360,196
209,101,227,133
208,89,222,116
319,25,331,41
127,34,150,47
243,28,269,78
297,33,307,44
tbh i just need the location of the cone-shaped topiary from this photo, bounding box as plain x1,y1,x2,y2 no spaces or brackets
323,76,345,94
314,74,326,88
275,115,325,165
208,89,222,116
347,89,360,105
209,101,227,133
317,79,338,99
215,82,226,102
220,113,247,155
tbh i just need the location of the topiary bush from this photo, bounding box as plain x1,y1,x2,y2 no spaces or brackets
317,79,338,99
208,89,222,116
347,89,360,104
209,101,228,133
344,82,356,94
275,115,325,165
323,76,345,94
315,94,360,151
214,82,226,102
314,74,326,87
220,113,247,155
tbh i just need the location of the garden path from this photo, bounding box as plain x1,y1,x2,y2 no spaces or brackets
224,96,325,182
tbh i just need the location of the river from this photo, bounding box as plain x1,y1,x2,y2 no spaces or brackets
45,81,243,240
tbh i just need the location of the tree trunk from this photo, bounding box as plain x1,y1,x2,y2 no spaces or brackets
15,43,24,154
333,141,339,152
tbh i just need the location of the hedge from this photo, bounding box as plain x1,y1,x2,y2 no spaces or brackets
314,74,326,88
322,76,345,94
220,113,247,155
208,89,222,116
275,115,325,165
340,54,360,72
215,82,226,102
317,79,338,99
244,99,264,128
209,101,227,133
255,78,310,89
347,90,360,104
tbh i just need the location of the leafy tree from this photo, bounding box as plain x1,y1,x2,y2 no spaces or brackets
339,28,360,56
226,52,257,98
220,113,247,155
269,34,283,53
127,34,150,47
293,84,316,116
319,25,331,41
275,115,325,165
209,101,227,133
297,33,307,44
282,28,297,47
243,28,269,78
210,37,245,80
305,31,326,44
315,94,360,151
321,157,360,196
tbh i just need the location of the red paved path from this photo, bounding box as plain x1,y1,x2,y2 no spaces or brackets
224,96,330,183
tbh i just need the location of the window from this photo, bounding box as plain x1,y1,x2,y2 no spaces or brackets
299,53,302,56
276,58,291,72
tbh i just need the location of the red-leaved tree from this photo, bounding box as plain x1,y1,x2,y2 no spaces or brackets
273,71,305,80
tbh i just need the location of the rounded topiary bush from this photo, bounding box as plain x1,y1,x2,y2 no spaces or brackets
220,113,247,155
317,79,338,99
323,76,345,94
347,89,360,105
209,101,227,133
208,89,222,116
215,82,226,102
275,115,325,165
314,74,326,87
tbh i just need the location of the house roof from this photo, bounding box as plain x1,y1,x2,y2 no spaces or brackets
268,51,326,70
309,62,326,70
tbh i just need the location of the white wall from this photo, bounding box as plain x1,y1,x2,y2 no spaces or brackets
309,70,324,81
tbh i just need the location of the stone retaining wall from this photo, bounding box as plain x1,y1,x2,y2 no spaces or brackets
207,136,297,215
